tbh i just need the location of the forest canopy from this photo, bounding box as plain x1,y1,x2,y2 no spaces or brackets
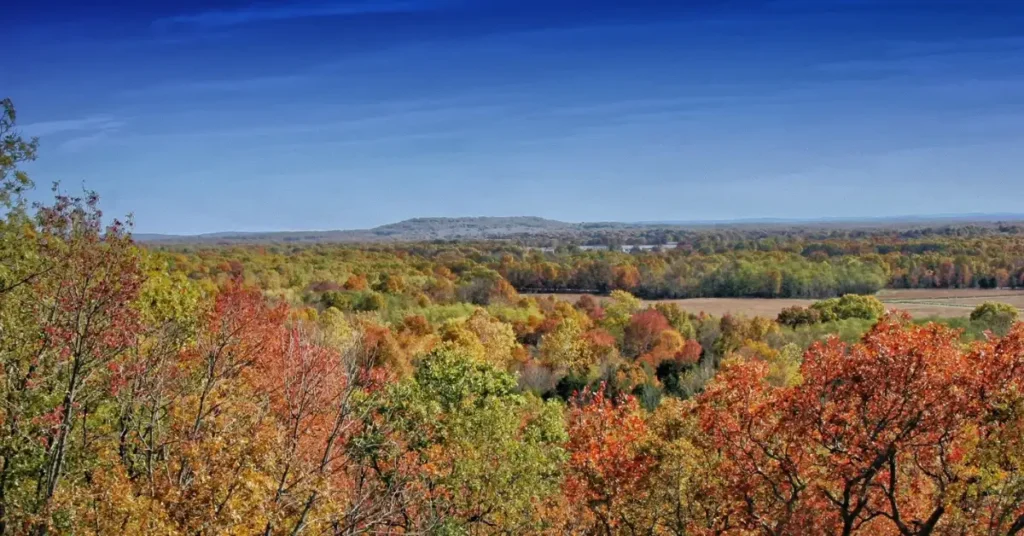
3,98,1024,535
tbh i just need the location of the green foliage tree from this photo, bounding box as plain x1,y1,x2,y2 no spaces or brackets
0,99,40,298
970,301,1020,336
355,347,567,533
654,302,696,339
811,294,886,322
601,290,642,340
539,314,592,372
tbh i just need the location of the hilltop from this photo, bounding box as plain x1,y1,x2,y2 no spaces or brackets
136,216,595,244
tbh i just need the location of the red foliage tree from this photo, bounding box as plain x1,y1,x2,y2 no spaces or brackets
253,324,374,535
31,190,145,513
677,339,703,365
623,309,671,358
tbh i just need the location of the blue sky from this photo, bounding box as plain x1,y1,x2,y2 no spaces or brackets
7,0,1024,234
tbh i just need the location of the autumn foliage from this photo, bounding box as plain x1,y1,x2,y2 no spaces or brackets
696,315,1024,535
5,98,1024,534
565,385,655,534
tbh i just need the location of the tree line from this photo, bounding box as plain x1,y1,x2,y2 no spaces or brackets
154,231,1024,302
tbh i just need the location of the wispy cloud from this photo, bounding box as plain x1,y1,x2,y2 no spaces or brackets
541,96,739,118
155,0,442,29
119,102,506,144
21,116,123,137
816,35,1024,76
20,115,124,152
60,131,114,152
880,36,1024,57
120,74,309,97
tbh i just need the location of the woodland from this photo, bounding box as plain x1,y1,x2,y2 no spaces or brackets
3,97,1024,535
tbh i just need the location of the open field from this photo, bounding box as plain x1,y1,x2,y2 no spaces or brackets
876,289,1024,317
530,289,1024,319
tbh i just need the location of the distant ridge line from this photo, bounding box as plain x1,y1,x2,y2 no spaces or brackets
135,213,1024,244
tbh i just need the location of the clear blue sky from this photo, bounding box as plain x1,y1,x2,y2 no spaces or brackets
6,0,1024,234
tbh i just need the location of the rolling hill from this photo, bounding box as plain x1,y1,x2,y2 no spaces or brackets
136,216,598,244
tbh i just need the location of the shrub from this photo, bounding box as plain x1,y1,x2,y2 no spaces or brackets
777,305,822,327
810,294,885,323
970,301,1020,336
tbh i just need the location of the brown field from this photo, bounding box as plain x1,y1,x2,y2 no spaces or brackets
530,289,1024,319
875,289,1024,318
876,288,1024,300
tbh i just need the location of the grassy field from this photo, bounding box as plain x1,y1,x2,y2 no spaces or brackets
531,289,1024,319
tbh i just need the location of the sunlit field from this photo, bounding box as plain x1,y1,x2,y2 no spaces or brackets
533,289,1024,318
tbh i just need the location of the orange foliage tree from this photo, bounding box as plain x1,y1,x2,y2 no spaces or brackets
564,385,657,534
696,313,1024,535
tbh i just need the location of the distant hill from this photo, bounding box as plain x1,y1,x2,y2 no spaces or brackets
135,213,1024,245
369,216,577,239
137,216,596,244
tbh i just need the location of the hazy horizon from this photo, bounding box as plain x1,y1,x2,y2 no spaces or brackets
9,0,1024,234
131,211,1024,238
